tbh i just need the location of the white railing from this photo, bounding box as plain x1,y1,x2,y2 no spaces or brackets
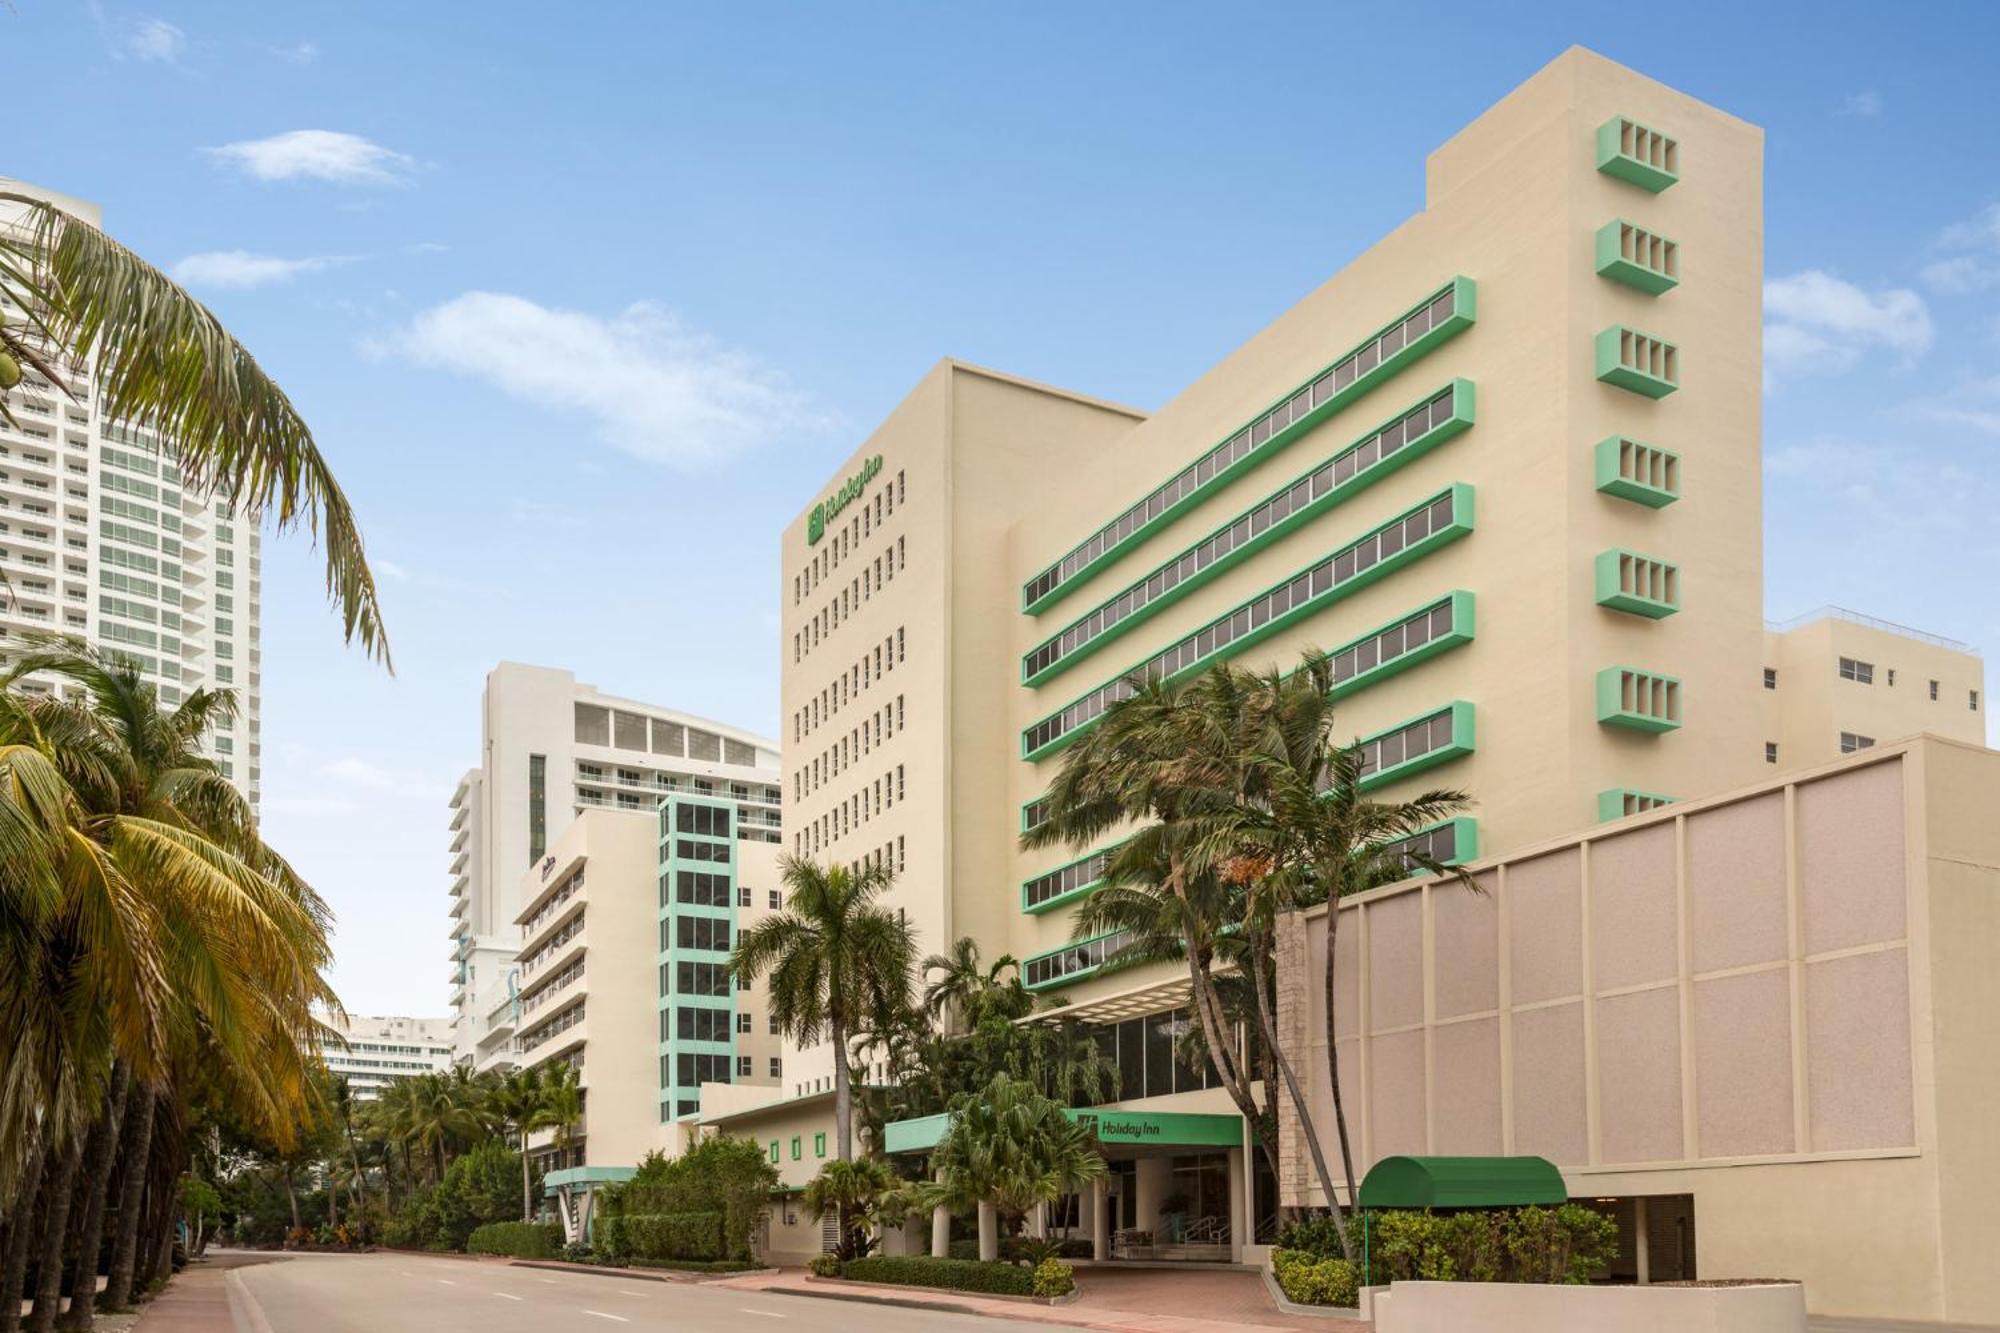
1766,605,1973,653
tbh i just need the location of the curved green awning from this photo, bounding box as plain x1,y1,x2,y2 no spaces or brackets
1356,1156,1567,1209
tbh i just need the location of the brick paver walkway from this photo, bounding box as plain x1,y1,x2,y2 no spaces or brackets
135,1253,285,1333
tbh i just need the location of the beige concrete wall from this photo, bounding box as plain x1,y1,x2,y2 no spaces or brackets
1279,736,2000,1323
1763,616,1985,770
1373,1280,1806,1333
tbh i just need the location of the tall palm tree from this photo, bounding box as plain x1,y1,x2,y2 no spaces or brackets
525,1065,582,1172
0,190,387,663
922,1074,1105,1261
920,937,1020,1033
731,857,913,1251
487,1067,547,1220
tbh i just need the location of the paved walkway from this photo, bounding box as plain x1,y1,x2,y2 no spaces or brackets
719,1266,1368,1332
135,1252,284,1333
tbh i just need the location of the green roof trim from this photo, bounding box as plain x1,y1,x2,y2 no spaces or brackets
886,1108,1243,1155
1356,1155,1568,1210
543,1166,637,1189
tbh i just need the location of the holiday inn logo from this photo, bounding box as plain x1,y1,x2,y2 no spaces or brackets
808,453,884,545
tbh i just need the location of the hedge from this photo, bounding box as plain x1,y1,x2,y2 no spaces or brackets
621,1211,723,1263
839,1256,1035,1296
1273,1249,1358,1307
466,1221,563,1259
1277,1205,1618,1287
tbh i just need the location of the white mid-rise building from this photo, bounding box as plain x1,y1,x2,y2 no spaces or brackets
0,178,261,810
321,1013,452,1100
449,662,782,1071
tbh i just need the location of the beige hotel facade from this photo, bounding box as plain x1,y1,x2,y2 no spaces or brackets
747,47,1997,1320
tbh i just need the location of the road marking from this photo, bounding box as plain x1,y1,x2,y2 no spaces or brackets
742,1310,787,1319
436,1278,457,1286
494,1292,524,1301
582,1311,629,1323
612,1288,649,1297
535,1277,563,1284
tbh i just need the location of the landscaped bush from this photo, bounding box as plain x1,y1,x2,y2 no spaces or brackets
380,1143,531,1253
596,1138,777,1262
807,1253,841,1278
1279,1205,1618,1287
839,1256,1035,1295
466,1221,564,1258
1030,1257,1075,1298
1273,1249,1359,1308
625,1258,763,1273
1053,1237,1093,1259
622,1211,723,1262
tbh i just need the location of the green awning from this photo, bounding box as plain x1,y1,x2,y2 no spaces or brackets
1356,1156,1567,1209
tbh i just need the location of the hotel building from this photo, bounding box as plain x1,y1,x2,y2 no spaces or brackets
320,1013,453,1101
448,662,783,1072
759,47,1995,1322
0,179,263,811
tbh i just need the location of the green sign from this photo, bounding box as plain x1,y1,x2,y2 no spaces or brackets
1068,1109,1243,1147
809,453,884,545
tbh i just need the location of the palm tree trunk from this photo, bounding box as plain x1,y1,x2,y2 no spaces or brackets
60,1067,131,1331
830,1010,853,1258
1321,904,1362,1243
97,1083,153,1312
0,1142,48,1333
1246,928,1351,1258
520,1142,533,1223
283,1169,300,1234
27,1137,83,1333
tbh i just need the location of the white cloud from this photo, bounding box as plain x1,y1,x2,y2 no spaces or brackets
274,40,319,65
171,249,353,289
1922,203,2000,294
1763,270,1931,387
1841,90,1883,118
1907,375,2000,436
369,292,833,466
206,130,417,186
121,16,186,63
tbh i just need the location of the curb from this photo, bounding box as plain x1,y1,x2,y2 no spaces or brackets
1258,1264,1365,1320
803,1273,1078,1307
510,1259,777,1283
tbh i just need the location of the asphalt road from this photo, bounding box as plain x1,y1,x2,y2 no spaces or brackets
228,1251,1079,1333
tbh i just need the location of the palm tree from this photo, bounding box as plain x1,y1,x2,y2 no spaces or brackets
0,190,387,663
487,1067,548,1220
730,857,915,1165
383,1071,487,1185
920,937,1020,1033
922,1074,1105,1262
731,857,914,1252
526,1065,582,1172
800,1157,901,1261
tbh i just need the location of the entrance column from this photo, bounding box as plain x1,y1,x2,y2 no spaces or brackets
977,1200,999,1262
1227,1147,1247,1262
1634,1198,1650,1285
1091,1175,1109,1261
1030,1201,1048,1239
931,1169,950,1258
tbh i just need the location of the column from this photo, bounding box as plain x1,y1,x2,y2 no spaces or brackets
1227,1147,1247,1263
1030,1201,1048,1239
1091,1176,1109,1261
977,1200,999,1262
1634,1198,1650,1285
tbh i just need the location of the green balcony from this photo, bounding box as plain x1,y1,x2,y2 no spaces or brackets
1595,326,1680,399
1596,116,1679,192
1595,220,1679,295
1597,788,1676,822
1594,436,1680,508
1596,667,1682,733
1595,549,1680,619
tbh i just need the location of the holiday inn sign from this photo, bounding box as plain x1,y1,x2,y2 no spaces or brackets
808,453,884,545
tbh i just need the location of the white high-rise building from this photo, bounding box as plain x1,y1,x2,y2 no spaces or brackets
0,179,260,810
449,663,782,1071
321,1013,453,1100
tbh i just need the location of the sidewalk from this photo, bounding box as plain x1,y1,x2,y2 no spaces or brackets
716,1268,1368,1333
135,1253,284,1333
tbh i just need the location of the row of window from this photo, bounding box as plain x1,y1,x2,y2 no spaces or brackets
1024,930,1131,990
797,765,905,857
1023,845,1114,913
664,869,733,908
1831,656,1978,709
1022,280,1470,612
669,1006,733,1043
669,1051,732,1091
516,999,584,1053
1023,489,1468,758
797,692,904,798
797,468,905,600
667,914,732,953
675,837,730,864
793,534,906,663
519,957,584,1015
574,702,762,768
768,1133,827,1164
796,629,905,741
1022,384,1466,682
674,802,732,838
666,960,731,997
520,909,583,973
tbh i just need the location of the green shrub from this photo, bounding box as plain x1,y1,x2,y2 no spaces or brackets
840,1256,1034,1295
627,1258,763,1273
467,1221,564,1258
1310,1204,1619,1287
807,1253,841,1278
623,1211,723,1262
1275,1214,1350,1260
1503,1205,1618,1285
1273,1249,1359,1307
562,1241,594,1263
598,1138,777,1261
1030,1257,1075,1299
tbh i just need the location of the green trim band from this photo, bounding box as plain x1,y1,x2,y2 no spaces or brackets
1022,484,1476,762
1597,788,1676,822
1385,815,1480,869
1329,591,1475,701
1353,701,1476,792
1021,840,1124,916
1021,279,1477,615
1022,381,1475,686
1594,436,1680,507
1021,793,1051,835
1594,549,1680,619
1595,326,1680,399
1022,928,1133,992
1596,116,1680,193
1595,667,1682,733
1594,220,1680,295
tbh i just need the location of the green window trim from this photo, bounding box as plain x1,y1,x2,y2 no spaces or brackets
1022,928,1133,993
1594,549,1680,619
1597,788,1676,822
791,1136,802,1161
1594,220,1679,295
1329,592,1476,701
1596,667,1682,733
1021,278,1477,615
1021,793,1051,835
1595,326,1679,399
1355,701,1477,792
1022,484,1476,762
1385,816,1480,869
769,1140,780,1163
1596,116,1679,193
814,1133,827,1158
1594,436,1680,507
1021,841,1122,916
1021,380,1475,685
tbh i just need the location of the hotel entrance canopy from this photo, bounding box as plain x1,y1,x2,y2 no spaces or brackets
884,1107,1242,1155
1355,1155,1566,1209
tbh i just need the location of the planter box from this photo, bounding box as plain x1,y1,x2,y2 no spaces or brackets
1373,1281,1806,1333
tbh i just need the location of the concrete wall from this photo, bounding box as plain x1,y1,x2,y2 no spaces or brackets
1278,736,2000,1323
1762,616,1985,770
1373,1280,1805,1333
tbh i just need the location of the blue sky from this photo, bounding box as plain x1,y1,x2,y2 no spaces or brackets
11,2,1997,1014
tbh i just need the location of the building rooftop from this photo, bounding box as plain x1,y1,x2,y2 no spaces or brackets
1766,605,1975,654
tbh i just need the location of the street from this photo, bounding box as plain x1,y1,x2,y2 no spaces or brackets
223,1251,1082,1333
